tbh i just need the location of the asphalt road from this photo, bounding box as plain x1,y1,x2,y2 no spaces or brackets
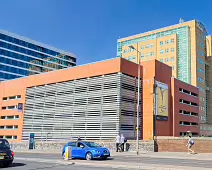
13,152,212,169
4,160,123,170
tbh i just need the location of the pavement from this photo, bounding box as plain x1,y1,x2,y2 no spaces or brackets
13,149,212,161
7,151,212,170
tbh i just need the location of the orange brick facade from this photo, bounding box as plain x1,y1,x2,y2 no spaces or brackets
0,58,143,142
0,58,199,142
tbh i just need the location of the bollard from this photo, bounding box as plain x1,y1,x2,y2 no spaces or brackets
64,146,72,161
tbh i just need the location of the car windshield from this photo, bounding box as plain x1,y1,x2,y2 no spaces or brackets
84,142,101,148
0,140,10,149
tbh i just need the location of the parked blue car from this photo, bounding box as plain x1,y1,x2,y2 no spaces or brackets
62,141,110,160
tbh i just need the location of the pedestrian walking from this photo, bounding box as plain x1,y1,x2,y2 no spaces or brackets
120,134,125,152
115,134,121,152
186,135,195,154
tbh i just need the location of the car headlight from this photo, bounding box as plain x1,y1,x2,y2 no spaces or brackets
95,150,101,153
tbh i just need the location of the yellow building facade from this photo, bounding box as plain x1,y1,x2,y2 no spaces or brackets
118,20,212,136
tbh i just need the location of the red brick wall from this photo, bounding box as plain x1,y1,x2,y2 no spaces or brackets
171,78,199,137
156,137,212,153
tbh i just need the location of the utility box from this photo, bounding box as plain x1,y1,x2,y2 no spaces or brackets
64,146,72,160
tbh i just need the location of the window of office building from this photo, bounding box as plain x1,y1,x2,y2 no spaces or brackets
146,44,150,48
165,58,169,62
150,52,154,56
160,50,164,54
171,57,175,62
128,56,132,61
160,41,164,46
146,53,150,57
117,26,190,84
172,66,174,70
166,40,170,44
165,49,169,53
171,48,175,52
171,39,174,43
159,59,164,63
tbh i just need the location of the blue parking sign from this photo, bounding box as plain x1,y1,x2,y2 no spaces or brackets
17,103,23,112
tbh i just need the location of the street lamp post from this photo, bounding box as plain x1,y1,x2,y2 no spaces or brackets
128,45,141,155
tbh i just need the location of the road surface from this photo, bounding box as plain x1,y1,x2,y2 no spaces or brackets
13,152,212,168
3,152,212,169
4,161,122,170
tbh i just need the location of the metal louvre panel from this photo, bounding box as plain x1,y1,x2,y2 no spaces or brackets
23,73,141,141
23,73,122,141
120,74,142,140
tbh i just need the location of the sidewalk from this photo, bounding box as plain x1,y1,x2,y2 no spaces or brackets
14,149,212,161
137,152,212,161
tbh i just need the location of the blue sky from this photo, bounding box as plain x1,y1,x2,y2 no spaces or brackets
1,0,212,65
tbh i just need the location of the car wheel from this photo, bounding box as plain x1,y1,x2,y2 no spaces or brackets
86,152,92,160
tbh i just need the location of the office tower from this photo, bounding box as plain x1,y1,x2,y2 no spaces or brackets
117,20,211,135
0,30,76,81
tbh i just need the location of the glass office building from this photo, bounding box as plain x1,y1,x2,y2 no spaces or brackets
0,30,76,81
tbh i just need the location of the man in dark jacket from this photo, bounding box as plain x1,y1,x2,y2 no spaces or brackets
77,136,82,141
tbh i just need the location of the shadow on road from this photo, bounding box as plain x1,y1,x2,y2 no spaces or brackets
70,157,114,161
93,157,114,161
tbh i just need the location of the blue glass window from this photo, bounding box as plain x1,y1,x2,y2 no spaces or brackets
198,68,204,74
0,34,62,57
199,51,204,57
198,58,204,65
200,42,205,48
198,77,204,83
